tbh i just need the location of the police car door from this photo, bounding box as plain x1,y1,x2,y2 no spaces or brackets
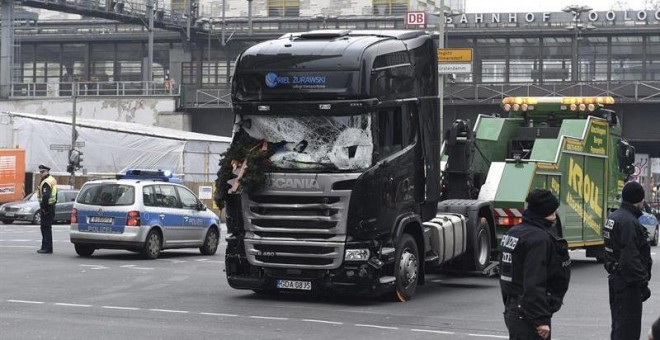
175,186,206,243
153,184,184,244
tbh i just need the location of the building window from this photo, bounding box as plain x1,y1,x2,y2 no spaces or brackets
611,36,642,82
268,0,300,17
373,0,408,16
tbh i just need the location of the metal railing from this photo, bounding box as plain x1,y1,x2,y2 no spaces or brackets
193,88,231,108
9,81,180,98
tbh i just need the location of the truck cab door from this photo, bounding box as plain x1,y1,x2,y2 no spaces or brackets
374,105,421,230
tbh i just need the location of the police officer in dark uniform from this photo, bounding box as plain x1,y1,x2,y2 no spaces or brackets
603,181,652,340
500,189,571,340
37,164,58,254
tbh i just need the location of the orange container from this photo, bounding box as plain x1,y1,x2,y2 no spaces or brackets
0,149,26,203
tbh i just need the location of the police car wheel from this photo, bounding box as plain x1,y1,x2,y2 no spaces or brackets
142,230,162,259
1,219,13,224
74,244,95,257
392,233,419,302
200,228,219,255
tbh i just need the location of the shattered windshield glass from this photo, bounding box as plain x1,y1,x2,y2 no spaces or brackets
240,114,373,171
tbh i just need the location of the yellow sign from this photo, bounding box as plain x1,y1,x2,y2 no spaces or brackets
437,48,473,62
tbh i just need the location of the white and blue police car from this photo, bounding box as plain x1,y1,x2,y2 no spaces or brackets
70,169,221,259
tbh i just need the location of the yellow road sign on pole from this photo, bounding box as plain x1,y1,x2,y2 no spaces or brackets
437,48,473,63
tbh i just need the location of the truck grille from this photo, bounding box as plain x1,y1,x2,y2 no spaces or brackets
242,174,356,270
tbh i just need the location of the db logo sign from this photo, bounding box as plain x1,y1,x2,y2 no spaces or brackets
406,11,426,26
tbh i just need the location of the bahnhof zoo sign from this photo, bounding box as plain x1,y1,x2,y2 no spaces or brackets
445,10,660,26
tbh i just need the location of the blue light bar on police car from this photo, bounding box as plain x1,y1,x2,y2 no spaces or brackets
118,169,182,183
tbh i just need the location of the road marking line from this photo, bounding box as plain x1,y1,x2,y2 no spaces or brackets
79,264,109,270
249,316,289,321
355,324,399,330
468,334,508,338
149,309,190,314
7,300,44,304
55,303,92,308
199,312,238,317
302,319,343,325
102,306,141,310
0,245,34,248
411,329,455,335
120,265,154,270
195,259,224,263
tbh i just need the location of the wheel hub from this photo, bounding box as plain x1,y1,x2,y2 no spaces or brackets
398,249,418,288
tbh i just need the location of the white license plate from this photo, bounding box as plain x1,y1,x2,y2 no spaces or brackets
276,279,311,291
90,216,114,224
5,212,15,217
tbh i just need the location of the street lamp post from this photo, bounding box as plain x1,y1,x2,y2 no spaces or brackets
562,5,593,82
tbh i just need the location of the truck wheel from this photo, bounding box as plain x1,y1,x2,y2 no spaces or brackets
74,244,95,257
471,217,492,272
392,233,419,302
142,229,162,259
199,227,219,255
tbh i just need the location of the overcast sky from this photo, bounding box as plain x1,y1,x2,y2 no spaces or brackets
465,0,650,12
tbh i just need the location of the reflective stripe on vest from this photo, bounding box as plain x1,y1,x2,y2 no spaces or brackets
38,176,58,205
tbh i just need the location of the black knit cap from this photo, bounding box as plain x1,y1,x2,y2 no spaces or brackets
526,189,560,217
622,181,645,204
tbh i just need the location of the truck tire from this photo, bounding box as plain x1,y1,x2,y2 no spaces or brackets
470,217,492,272
392,233,419,302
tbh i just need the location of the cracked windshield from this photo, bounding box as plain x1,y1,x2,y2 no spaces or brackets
240,114,373,171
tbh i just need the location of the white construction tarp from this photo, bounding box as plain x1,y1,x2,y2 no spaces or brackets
1,111,231,182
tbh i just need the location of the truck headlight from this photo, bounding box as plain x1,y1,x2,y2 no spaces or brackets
345,249,370,262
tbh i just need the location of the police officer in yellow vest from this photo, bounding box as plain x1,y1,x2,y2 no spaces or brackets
37,165,57,254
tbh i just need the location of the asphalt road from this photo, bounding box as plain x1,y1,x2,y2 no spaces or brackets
1,223,659,340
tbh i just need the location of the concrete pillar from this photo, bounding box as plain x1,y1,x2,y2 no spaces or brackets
1,0,14,99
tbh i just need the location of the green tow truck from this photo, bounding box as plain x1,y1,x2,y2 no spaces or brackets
442,96,635,259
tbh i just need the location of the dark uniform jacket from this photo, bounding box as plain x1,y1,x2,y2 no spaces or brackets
603,202,652,286
500,210,571,327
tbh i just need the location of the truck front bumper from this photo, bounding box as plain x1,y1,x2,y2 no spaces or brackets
225,253,395,297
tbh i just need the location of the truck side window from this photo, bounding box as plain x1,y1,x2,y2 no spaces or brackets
377,107,403,159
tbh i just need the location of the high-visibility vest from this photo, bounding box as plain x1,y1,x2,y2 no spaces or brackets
38,176,58,205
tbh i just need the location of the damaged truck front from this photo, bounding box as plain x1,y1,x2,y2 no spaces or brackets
217,30,495,301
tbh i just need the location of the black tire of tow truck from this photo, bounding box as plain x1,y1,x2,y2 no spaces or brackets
468,217,492,272
391,233,420,302
74,244,95,257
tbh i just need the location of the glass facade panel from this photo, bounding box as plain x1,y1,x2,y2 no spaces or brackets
509,38,540,83
90,43,115,81
611,36,642,81
62,44,86,82
579,37,608,82
646,36,660,81
476,38,507,83
541,37,571,83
